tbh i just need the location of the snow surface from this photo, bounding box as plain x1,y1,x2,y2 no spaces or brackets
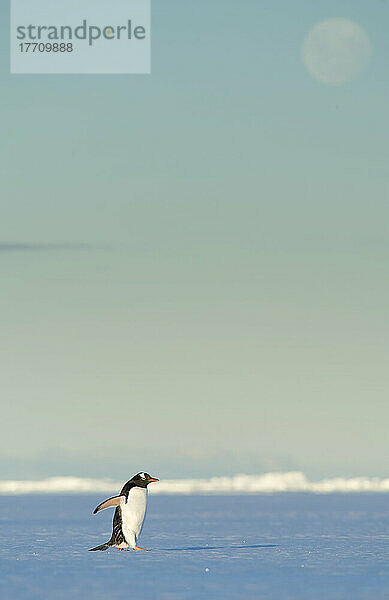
1,471,389,494
0,493,388,599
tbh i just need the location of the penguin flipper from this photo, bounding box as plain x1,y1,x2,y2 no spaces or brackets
93,495,124,514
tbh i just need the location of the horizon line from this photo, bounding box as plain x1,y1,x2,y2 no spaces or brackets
1,471,389,495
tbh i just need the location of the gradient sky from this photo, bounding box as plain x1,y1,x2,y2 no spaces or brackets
1,0,388,479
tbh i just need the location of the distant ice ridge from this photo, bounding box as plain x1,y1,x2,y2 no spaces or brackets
1,472,389,495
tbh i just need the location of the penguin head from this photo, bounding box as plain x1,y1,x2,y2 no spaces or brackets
132,472,159,487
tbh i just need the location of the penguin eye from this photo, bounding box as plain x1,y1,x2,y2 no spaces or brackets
140,472,146,479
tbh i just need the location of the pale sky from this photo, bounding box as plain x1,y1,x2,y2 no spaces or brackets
0,0,388,479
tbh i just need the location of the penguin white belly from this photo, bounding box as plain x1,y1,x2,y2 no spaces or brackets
121,487,147,548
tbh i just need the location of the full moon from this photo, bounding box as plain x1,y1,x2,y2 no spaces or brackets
302,18,371,85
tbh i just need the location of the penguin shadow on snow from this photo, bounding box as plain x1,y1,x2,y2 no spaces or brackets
158,544,279,552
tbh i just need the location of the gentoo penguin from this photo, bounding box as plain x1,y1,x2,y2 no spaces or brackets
89,472,159,551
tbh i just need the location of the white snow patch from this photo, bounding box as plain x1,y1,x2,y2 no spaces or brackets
1,472,389,495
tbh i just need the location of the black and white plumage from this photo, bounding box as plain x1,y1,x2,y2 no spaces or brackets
89,472,159,552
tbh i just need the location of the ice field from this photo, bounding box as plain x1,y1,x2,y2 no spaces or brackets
0,492,388,600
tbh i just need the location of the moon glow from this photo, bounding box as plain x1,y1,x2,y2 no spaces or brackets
302,19,371,85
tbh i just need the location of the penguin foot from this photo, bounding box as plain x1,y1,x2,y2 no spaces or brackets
134,546,149,551
116,548,130,551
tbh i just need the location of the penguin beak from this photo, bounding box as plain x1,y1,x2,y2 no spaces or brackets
148,477,159,482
